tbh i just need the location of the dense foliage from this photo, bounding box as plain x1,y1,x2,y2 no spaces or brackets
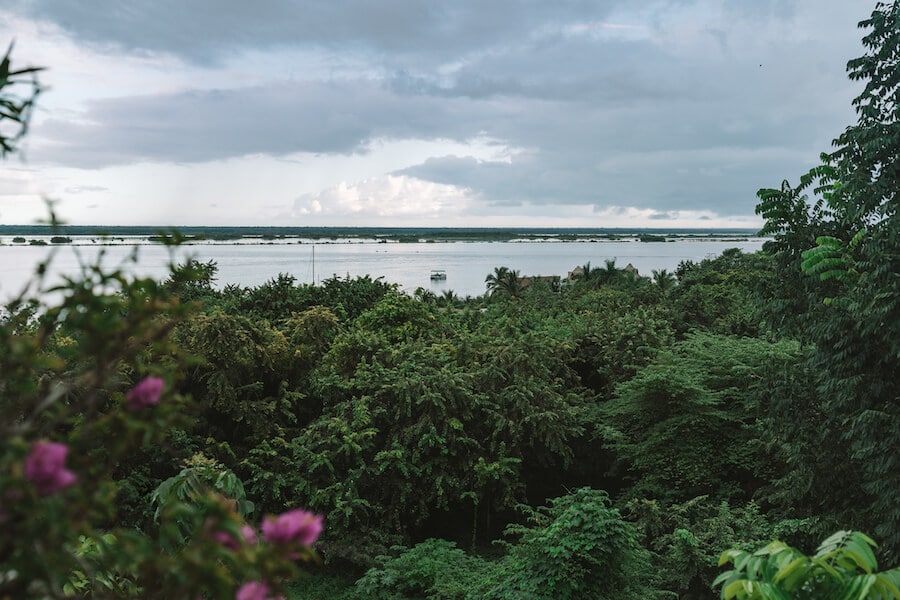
2,2,899,598
0,253,321,598
755,0,900,562
714,531,900,599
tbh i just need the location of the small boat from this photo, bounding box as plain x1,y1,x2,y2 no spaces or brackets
430,269,447,281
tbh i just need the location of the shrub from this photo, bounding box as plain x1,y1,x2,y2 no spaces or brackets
483,488,650,600
0,247,320,598
714,530,900,599
355,539,491,600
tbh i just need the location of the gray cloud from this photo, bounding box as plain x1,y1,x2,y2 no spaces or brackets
34,80,502,166
6,0,626,66
396,148,798,216
6,0,875,219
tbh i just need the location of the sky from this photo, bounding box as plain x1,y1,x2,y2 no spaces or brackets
0,1,872,228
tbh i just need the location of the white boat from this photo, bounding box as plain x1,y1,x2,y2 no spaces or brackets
430,269,447,280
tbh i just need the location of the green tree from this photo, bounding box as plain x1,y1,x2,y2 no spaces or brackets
238,273,312,323
651,269,677,294
597,333,802,503
569,301,673,399
254,296,592,562
0,254,314,598
319,274,397,321
485,266,524,299
626,497,810,599
598,259,622,285
439,289,459,307
755,1,900,559
175,309,297,457
164,258,220,303
570,261,604,288
671,249,774,336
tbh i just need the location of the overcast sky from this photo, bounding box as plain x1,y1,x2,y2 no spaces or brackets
0,1,871,227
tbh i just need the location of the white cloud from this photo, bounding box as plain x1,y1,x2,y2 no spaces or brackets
1,138,505,226
292,175,476,224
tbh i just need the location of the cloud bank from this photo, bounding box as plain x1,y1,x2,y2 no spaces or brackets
0,0,872,226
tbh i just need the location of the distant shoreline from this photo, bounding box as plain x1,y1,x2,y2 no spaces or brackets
0,225,762,245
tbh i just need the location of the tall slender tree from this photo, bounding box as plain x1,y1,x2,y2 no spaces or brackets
485,266,524,298
756,0,900,559
651,269,676,294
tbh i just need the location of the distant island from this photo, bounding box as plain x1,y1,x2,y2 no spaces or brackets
0,225,760,244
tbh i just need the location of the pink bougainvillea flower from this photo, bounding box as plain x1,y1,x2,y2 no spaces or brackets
241,524,258,545
235,581,283,600
213,524,258,550
212,530,240,550
261,508,323,546
24,441,77,495
126,376,164,411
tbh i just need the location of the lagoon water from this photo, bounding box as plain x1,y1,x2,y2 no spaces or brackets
0,236,767,301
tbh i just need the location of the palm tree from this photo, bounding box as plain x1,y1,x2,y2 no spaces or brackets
439,289,458,307
485,266,523,298
485,266,509,295
651,269,677,293
414,287,437,303
571,261,601,287
597,259,621,285
502,269,524,298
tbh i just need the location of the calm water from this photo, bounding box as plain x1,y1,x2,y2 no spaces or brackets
0,237,766,301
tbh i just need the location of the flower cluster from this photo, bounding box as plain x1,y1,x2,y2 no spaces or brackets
236,581,284,600
232,509,323,599
19,375,324,600
23,377,163,495
212,524,259,550
126,375,164,411
212,508,324,554
24,441,77,495
261,508,324,546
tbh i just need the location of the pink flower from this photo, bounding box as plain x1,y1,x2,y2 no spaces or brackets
212,530,238,550
235,581,283,600
241,524,258,545
126,376,164,411
261,508,323,546
213,524,258,550
24,441,77,495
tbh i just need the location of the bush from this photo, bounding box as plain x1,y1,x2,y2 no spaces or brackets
483,488,650,600
625,496,812,598
0,245,321,598
355,539,492,600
